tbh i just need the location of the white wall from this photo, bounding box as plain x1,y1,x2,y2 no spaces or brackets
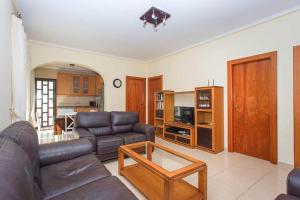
0,0,12,130
28,41,148,112
148,10,300,165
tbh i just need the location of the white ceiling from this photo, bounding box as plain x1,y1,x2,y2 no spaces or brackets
16,0,300,61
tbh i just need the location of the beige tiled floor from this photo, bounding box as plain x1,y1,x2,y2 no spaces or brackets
104,137,292,200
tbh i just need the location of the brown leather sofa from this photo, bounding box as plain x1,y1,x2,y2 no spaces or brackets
276,169,300,200
74,111,155,161
0,121,138,200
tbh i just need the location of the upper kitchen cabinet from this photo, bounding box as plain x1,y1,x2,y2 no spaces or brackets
73,75,80,95
57,72,97,96
81,76,96,96
57,73,73,95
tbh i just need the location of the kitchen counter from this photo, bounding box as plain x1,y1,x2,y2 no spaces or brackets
56,106,99,118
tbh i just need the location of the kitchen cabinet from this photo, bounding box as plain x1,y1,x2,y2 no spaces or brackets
57,73,97,96
81,76,96,96
73,75,80,95
57,73,73,95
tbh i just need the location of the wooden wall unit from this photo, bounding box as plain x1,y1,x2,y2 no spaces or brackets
148,75,163,125
153,90,174,138
294,45,300,168
195,86,224,153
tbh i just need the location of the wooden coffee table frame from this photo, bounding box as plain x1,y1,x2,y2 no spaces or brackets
118,141,207,200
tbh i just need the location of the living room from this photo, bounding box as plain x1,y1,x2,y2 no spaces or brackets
1,0,300,200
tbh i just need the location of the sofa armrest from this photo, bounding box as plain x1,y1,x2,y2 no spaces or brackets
133,123,155,142
287,168,300,198
73,127,96,151
39,139,92,167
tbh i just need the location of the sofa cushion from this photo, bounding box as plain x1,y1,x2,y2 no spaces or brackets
116,133,146,144
111,112,139,134
75,112,112,136
49,176,138,200
0,121,41,184
0,138,43,200
97,135,123,155
87,126,112,136
275,194,300,200
41,154,111,200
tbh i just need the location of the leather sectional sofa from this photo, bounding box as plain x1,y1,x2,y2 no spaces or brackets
74,111,155,161
276,168,300,200
0,121,138,200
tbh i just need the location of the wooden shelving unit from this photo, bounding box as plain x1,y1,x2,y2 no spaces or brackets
154,90,174,138
164,121,195,148
195,86,224,153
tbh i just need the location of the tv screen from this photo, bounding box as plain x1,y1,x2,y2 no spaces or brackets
174,106,194,125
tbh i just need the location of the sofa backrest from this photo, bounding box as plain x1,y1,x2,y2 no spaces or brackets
111,112,139,134
0,137,43,200
0,121,41,184
75,112,112,136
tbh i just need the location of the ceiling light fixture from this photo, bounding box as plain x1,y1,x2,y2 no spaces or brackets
140,6,171,32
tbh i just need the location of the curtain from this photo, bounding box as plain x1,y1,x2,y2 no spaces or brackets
11,15,28,122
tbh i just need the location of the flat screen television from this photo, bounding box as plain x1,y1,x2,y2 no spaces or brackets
174,106,195,125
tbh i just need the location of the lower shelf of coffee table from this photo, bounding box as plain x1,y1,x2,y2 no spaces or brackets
120,163,204,200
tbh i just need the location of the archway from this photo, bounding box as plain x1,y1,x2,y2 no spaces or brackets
30,62,104,132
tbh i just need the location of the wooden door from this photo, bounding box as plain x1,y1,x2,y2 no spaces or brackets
126,76,146,123
148,75,163,125
228,52,277,163
294,46,300,167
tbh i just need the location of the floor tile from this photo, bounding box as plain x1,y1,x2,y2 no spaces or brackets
104,137,292,200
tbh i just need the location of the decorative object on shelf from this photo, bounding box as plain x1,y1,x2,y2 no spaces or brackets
140,6,171,32
113,78,122,88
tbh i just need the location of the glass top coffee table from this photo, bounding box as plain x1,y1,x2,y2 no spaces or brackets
118,141,207,200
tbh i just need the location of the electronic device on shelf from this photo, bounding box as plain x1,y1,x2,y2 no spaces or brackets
174,106,195,125
166,126,190,136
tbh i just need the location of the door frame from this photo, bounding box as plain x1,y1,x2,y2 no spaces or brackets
227,51,277,164
294,46,300,167
126,76,146,122
148,75,163,124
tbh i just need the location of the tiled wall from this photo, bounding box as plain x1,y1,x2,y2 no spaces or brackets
56,95,96,106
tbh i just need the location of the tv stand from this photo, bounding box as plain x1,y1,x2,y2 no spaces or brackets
163,121,195,148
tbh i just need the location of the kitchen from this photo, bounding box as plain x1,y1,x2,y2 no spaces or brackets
34,64,104,134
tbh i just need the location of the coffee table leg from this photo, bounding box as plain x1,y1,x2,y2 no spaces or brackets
146,143,153,161
198,165,207,200
164,179,174,200
118,148,125,175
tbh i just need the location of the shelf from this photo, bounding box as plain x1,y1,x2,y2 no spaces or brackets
155,117,164,120
164,121,194,129
165,131,191,139
156,125,164,129
196,109,212,112
197,124,212,129
195,145,215,154
173,91,194,95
